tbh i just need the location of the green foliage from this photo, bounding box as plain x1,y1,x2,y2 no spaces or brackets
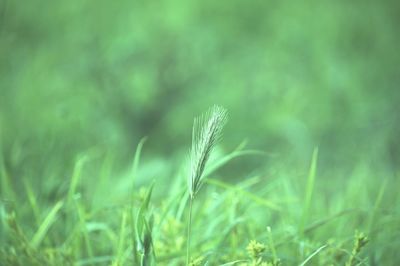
134,183,155,266
1,0,400,265
0,142,396,265
346,231,369,266
246,240,266,264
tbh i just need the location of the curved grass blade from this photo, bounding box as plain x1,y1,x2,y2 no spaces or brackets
299,244,327,266
30,200,64,249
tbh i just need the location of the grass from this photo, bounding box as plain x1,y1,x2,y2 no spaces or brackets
0,107,399,265
1,0,399,264
187,105,228,265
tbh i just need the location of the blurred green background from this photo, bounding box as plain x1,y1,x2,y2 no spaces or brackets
1,0,399,192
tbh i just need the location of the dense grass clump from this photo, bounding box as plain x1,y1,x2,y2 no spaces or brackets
1,106,399,265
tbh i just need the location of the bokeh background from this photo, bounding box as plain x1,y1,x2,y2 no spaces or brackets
1,0,399,198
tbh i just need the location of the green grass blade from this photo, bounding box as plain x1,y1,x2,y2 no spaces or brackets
23,178,41,227
299,147,319,234
176,189,189,221
112,208,128,266
131,137,147,187
0,150,16,202
30,200,64,249
219,260,248,266
136,181,155,242
367,178,387,234
75,199,94,260
68,155,88,203
135,182,155,255
299,244,327,266
129,137,147,264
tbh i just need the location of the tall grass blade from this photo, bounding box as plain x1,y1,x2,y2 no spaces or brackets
129,137,147,264
112,208,128,266
135,182,155,266
30,200,64,249
367,179,387,234
23,178,41,227
68,155,88,203
300,147,318,234
131,137,147,187
0,149,16,202
75,199,94,260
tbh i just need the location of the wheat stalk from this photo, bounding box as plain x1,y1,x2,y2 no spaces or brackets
189,105,228,199
186,105,228,265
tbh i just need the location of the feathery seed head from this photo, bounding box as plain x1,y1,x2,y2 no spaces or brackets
189,105,228,198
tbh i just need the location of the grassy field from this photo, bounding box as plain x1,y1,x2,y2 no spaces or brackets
1,0,400,265
1,106,399,265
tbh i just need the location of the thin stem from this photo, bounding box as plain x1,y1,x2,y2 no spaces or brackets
186,196,194,266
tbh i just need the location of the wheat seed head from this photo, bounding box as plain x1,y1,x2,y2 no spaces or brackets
189,105,228,198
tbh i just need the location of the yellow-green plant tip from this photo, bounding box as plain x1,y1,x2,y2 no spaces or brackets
247,240,266,260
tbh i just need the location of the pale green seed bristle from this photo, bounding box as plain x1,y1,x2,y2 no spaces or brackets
189,105,228,198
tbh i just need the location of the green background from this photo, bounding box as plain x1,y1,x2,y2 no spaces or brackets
1,0,399,265
2,1,400,172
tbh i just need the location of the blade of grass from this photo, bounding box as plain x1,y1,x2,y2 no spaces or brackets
131,137,147,187
0,149,16,202
299,147,319,235
176,189,189,221
75,199,94,261
299,244,327,266
135,182,155,266
367,178,387,234
129,137,147,264
186,196,193,265
135,182,154,245
68,155,88,203
219,260,248,266
113,208,128,266
30,200,64,249
141,218,155,265
94,152,115,206
23,178,41,227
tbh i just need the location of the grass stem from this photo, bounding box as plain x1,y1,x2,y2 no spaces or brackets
186,196,194,265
